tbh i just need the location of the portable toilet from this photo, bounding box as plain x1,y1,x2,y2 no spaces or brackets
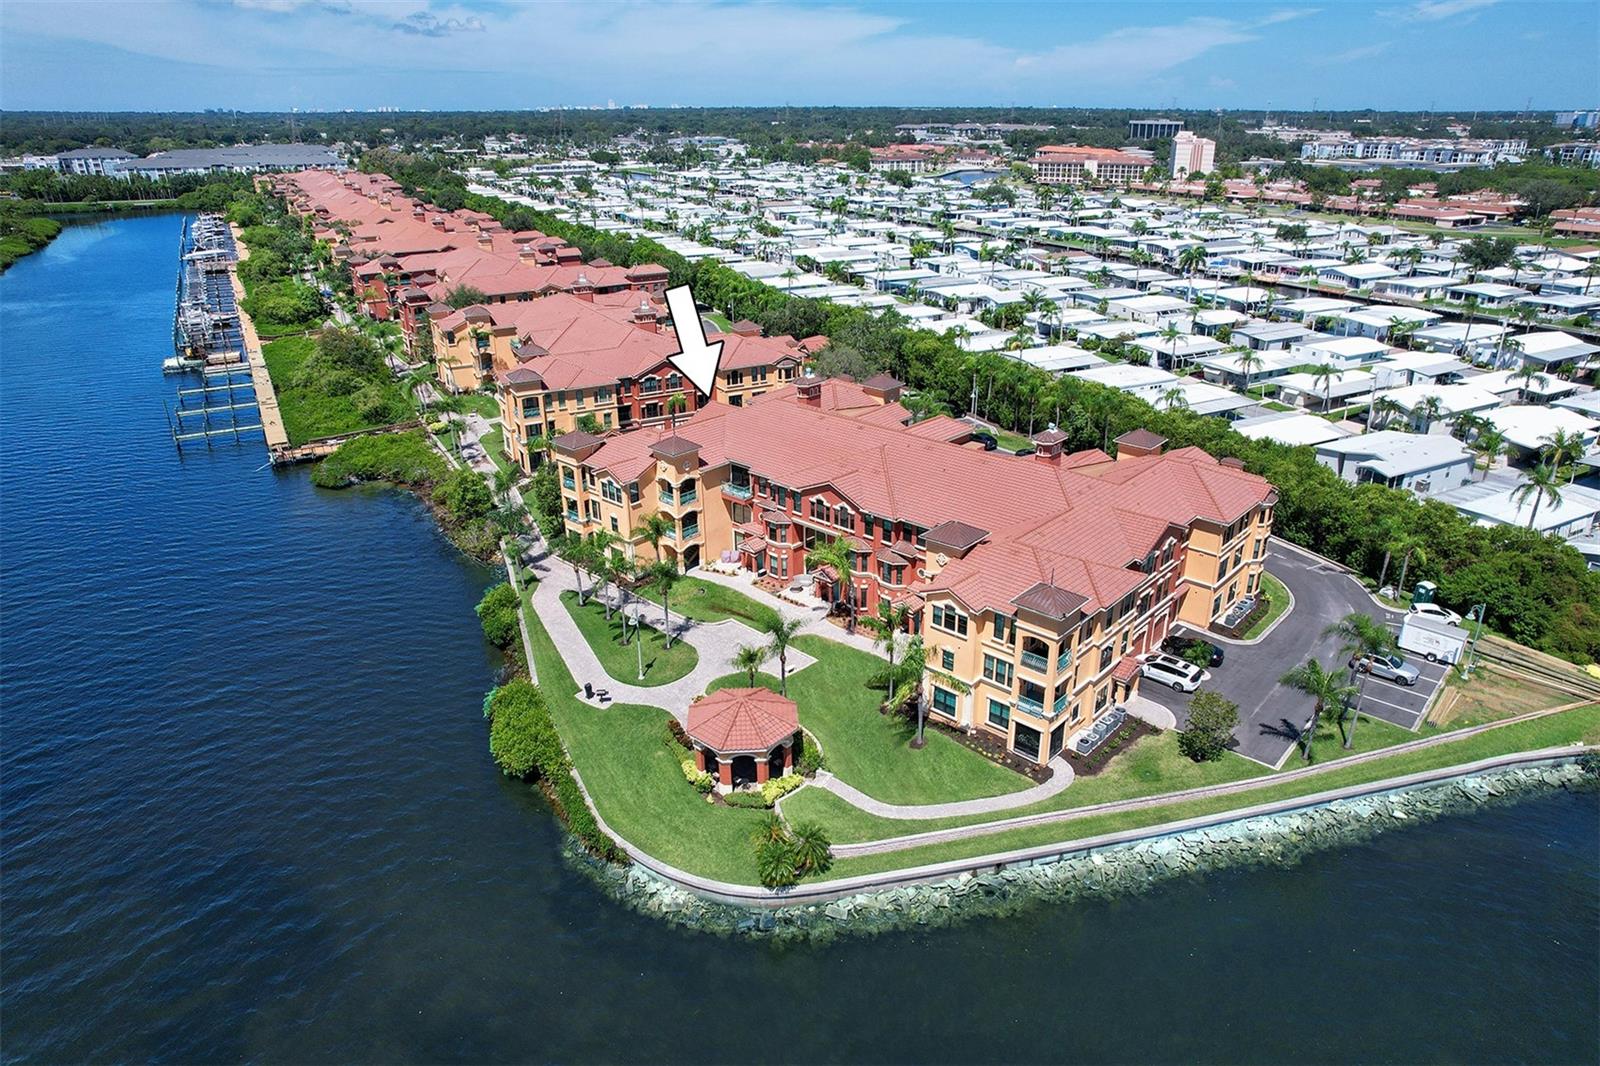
1412,580,1438,605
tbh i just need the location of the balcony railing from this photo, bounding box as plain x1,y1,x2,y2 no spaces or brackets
1053,691,1069,716
681,523,700,540
679,488,698,504
723,482,753,500
1057,650,1072,672
1016,695,1045,716
1020,651,1049,673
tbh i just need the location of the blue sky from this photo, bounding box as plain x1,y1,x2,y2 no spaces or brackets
1,0,1593,112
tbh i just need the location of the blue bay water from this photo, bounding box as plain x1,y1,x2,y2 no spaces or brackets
2,215,1596,1064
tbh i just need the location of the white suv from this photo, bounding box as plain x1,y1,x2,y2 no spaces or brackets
1408,602,1462,626
1140,653,1210,693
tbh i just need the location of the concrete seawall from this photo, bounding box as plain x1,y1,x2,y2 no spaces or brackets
568,750,1594,937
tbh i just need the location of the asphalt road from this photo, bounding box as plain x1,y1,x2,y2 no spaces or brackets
1141,539,1445,767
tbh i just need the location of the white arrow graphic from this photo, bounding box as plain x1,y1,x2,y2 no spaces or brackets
664,284,723,399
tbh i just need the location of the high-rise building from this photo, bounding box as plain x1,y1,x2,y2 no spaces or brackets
1170,132,1216,178
1128,117,1184,140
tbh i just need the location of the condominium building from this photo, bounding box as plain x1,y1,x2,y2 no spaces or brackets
1170,132,1216,178
474,290,804,468
1544,142,1600,167
1128,118,1184,140
1030,146,1150,186
552,388,1276,766
1299,136,1528,166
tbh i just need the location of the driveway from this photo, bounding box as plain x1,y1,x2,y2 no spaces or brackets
1139,538,1425,767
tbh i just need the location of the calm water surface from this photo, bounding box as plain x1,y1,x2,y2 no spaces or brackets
3,216,1597,1064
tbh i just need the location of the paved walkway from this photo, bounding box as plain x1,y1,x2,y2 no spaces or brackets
524,543,816,721
803,757,1075,819
688,566,890,657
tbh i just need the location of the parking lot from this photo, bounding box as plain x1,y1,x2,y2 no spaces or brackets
1139,539,1450,767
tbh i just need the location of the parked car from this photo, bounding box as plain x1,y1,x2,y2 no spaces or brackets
1140,653,1210,692
1164,634,1224,668
1408,602,1462,626
1351,652,1420,686
971,432,998,451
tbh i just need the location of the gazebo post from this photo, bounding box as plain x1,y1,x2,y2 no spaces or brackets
717,758,733,789
694,747,708,773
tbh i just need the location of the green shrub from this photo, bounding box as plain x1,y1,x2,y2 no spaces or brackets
1178,691,1240,763
434,467,493,525
798,734,825,774
755,836,799,887
760,772,804,805
681,759,715,794
724,790,771,809
476,582,520,648
488,681,566,779
310,431,446,488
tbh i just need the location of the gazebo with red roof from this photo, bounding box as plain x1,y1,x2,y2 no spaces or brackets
686,687,800,791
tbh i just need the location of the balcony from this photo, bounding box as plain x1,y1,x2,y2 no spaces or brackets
1020,650,1049,674
722,482,753,501
1016,695,1045,717
679,487,698,504
1057,650,1072,673
1053,691,1069,716
680,523,700,540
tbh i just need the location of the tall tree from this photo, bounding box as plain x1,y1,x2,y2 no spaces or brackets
1324,612,1396,748
1280,658,1359,760
764,615,805,696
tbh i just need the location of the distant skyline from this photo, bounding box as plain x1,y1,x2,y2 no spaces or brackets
1,0,1594,114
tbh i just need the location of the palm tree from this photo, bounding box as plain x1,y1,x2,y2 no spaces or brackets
1395,537,1427,601
734,643,768,686
1512,463,1563,530
1310,362,1339,412
492,464,521,508
894,635,970,748
1325,612,1396,748
647,560,683,646
1157,321,1184,371
431,393,468,450
805,535,858,620
1542,428,1587,483
1371,395,1404,431
764,615,805,696
667,392,688,429
638,510,674,566
1470,427,1506,479
1510,356,1548,397
1413,395,1444,433
1159,385,1191,411
1387,316,1419,350
861,599,911,705
585,530,618,617
1235,347,1264,395
787,821,833,876
555,534,593,603
1279,659,1358,760
901,390,949,424
403,365,436,416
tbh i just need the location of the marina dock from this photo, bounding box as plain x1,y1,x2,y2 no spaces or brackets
225,222,289,454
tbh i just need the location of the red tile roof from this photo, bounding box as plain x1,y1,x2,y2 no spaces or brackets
687,688,799,752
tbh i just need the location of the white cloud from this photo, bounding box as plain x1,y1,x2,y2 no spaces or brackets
1319,40,1393,63
1385,0,1499,22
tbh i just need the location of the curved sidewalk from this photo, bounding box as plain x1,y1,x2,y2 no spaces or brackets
525,547,815,721
802,757,1075,819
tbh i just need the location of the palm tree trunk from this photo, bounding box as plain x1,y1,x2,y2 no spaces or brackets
1397,551,1412,599
1377,550,1392,595
780,651,788,696
662,595,673,647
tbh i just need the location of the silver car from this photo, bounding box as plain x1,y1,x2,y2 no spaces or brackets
1352,652,1420,686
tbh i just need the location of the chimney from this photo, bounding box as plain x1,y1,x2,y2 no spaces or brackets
795,374,823,407
1032,426,1068,465
571,272,594,302
518,243,540,262
476,232,494,251
1114,428,1168,461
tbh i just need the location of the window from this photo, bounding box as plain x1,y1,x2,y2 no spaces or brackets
595,386,611,403
810,497,830,522
982,654,1014,687
834,505,851,528
610,517,619,532
861,514,875,539
987,698,1011,729
627,481,641,505
1212,594,1223,617
931,604,968,637
1013,724,1041,759
726,369,744,385
940,648,955,671
1252,538,1263,560
1094,686,1109,713
931,686,958,718
992,612,1016,646
1098,645,1113,671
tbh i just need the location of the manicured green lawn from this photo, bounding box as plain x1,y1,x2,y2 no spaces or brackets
1241,571,1292,640
635,576,781,632
522,583,766,883
780,728,1267,843
479,424,511,473
559,590,698,686
1291,711,1417,767
817,704,1600,880
460,392,502,420
993,429,1033,452
262,335,411,445
767,635,1029,806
